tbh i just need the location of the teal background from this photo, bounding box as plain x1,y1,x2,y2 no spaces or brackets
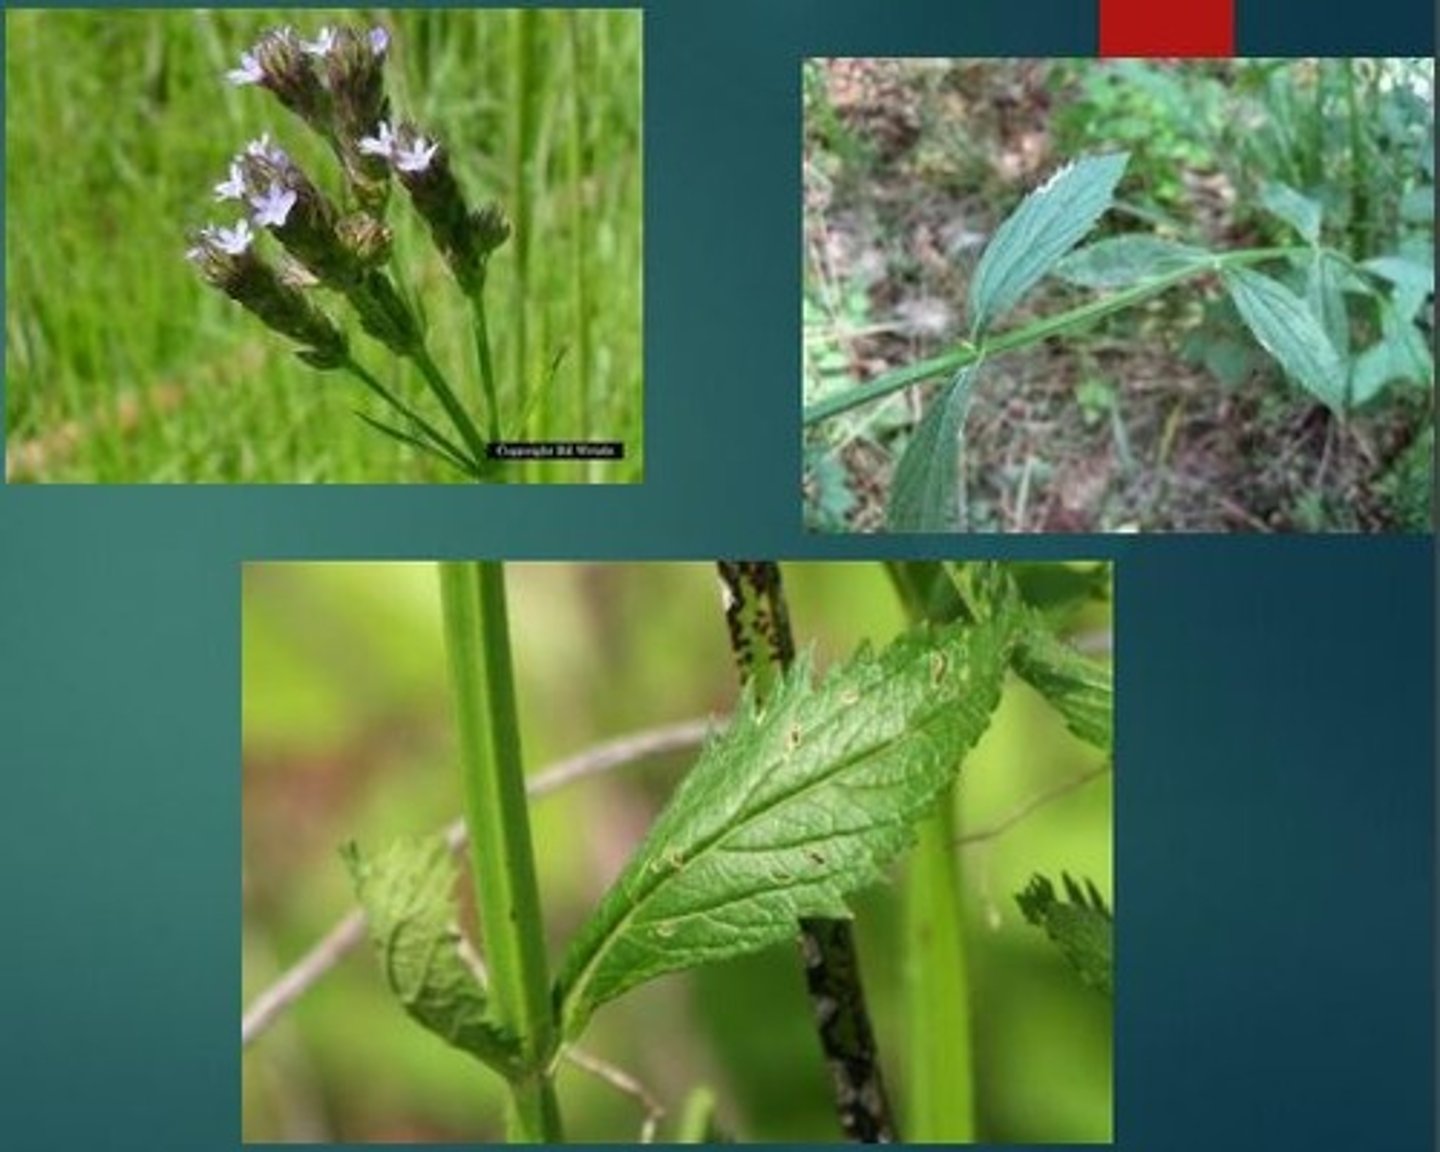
1,1,1436,1150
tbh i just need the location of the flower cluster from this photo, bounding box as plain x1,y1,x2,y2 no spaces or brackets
186,223,347,370
359,119,511,294
187,24,511,479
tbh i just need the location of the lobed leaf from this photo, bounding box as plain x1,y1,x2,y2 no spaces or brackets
1054,236,1209,290
1011,617,1113,752
344,837,525,1078
555,609,1019,1039
968,152,1130,335
1015,873,1113,997
885,366,979,533
1223,267,1348,413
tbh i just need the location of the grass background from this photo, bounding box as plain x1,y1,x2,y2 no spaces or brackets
242,562,1113,1143
5,9,643,483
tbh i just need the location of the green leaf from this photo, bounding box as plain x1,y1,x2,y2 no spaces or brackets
1011,617,1113,752
1361,254,1435,298
344,837,525,1078
968,152,1130,334
885,366,979,533
1015,873,1113,997
1223,268,1348,412
1349,290,1435,406
1305,251,1350,359
556,611,1019,1039
1054,236,1209,289
1259,181,1323,244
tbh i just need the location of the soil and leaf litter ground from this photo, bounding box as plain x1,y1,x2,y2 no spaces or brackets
803,59,1435,532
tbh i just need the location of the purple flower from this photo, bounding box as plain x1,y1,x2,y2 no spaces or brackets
244,133,288,166
368,26,390,56
358,121,396,159
226,50,263,86
249,182,298,229
394,134,438,173
192,219,257,257
214,161,248,202
300,27,336,57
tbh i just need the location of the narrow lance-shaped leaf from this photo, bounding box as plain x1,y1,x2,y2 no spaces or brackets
1010,614,1113,753
886,365,979,533
1223,267,1348,413
344,836,525,1078
1015,873,1113,997
555,608,1020,1040
968,152,1130,335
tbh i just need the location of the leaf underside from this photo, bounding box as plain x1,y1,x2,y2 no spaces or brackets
1011,616,1114,752
555,609,1019,1039
968,152,1130,335
1053,235,1209,290
1223,267,1348,413
344,836,524,1077
886,366,978,533
1016,872,1113,997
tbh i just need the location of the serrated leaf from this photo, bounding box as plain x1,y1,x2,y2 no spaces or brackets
556,611,1019,1039
1054,236,1210,289
885,366,979,533
968,152,1130,334
1011,617,1113,752
1223,268,1348,412
1259,181,1323,244
1015,873,1112,997
344,837,525,1077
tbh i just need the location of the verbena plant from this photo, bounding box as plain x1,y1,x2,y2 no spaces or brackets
339,561,1112,1141
804,150,1434,532
187,23,527,481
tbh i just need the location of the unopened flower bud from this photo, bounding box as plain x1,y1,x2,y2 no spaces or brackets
187,225,348,369
337,212,393,268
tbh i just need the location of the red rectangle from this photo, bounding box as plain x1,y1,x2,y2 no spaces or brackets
1100,0,1235,57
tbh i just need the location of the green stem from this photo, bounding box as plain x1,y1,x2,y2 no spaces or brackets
1343,61,1369,259
438,562,562,1143
409,344,492,476
804,246,1301,427
468,288,503,443
886,561,977,1141
903,809,975,1140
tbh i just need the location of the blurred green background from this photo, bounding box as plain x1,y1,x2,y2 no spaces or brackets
5,9,643,483
242,562,1113,1142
